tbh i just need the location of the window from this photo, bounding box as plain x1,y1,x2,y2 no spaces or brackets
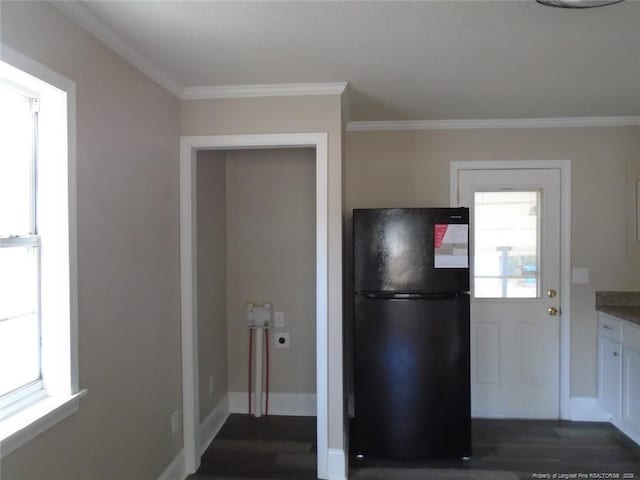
473,190,540,299
0,57,83,458
0,81,43,415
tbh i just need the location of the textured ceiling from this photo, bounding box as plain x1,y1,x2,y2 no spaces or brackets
78,0,640,121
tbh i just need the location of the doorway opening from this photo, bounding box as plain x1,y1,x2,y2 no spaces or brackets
180,134,330,478
195,146,316,477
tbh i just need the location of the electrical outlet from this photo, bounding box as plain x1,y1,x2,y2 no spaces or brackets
274,311,285,328
274,332,290,348
171,410,180,435
208,375,215,395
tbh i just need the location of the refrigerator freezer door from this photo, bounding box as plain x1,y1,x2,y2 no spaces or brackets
353,293,471,459
353,208,469,293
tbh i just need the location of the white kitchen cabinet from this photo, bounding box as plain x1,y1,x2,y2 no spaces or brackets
599,312,622,342
598,311,640,445
622,322,640,434
598,336,622,419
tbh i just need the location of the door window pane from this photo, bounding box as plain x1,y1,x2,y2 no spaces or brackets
474,191,540,298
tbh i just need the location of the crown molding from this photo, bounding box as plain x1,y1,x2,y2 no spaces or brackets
341,86,351,127
181,82,348,100
347,116,640,131
51,1,183,97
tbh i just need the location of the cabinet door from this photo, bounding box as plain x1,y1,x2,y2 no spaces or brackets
622,347,640,431
599,337,622,419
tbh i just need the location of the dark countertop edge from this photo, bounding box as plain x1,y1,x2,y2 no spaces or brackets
595,291,640,309
597,306,640,328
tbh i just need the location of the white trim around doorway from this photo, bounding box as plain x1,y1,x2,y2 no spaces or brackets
179,133,330,479
449,160,572,420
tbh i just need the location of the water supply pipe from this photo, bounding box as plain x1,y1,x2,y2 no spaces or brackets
254,326,263,417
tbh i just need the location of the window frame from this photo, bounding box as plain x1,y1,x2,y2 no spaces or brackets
0,48,86,459
0,81,44,408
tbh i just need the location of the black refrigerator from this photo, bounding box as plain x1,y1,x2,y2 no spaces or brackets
352,207,471,459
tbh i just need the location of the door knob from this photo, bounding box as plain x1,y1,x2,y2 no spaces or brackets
548,307,559,316
547,289,557,298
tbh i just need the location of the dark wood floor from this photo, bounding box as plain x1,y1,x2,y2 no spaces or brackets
190,414,317,480
189,414,640,480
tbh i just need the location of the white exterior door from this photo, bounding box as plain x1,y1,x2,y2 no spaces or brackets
457,168,561,418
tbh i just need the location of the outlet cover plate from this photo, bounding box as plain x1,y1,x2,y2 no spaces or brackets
572,267,590,284
171,410,180,435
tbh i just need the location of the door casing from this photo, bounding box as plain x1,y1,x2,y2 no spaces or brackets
450,160,571,420
180,133,334,479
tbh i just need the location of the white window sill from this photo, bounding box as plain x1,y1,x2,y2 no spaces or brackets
0,389,87,458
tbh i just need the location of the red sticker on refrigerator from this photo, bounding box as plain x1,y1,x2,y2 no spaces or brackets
434,224,448,249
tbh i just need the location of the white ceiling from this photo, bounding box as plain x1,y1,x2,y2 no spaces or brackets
68,1,640,122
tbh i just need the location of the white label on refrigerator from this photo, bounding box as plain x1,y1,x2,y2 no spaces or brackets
434,224,468,268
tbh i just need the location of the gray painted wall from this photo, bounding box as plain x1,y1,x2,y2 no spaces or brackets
1,2,181,479
225,148,316,395
197,151,228,421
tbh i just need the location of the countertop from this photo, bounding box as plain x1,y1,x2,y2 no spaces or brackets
597,305,640,327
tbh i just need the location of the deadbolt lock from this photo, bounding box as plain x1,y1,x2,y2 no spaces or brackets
547,289,557,298
548,306,559,316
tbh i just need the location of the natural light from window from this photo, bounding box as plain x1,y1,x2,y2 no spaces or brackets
0,82,41,402
473,190,540,299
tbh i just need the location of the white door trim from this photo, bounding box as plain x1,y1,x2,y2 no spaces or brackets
180,133,330,478
450,160,572,420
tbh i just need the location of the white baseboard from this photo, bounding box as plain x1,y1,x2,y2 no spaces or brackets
200,393,230,455
158,395,230,480
327,448,347,480
157,448,186,480
471,412,556,419
228,392,316,416
569,396,609,422
612,418,640,446
472,398,609,422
